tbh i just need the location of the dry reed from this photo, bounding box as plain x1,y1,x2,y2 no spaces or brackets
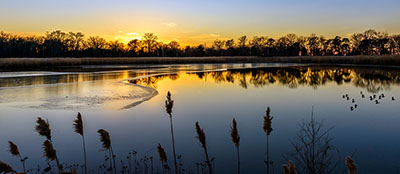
345,156,357,174
157,144,169,173
195,122,212,174
8,141,26,173
73,112,87,174
0,161,15,174
97,129,116,174
35,117,51,140
35,117,62,172
230,118,241,174
282,160,297,174
263,107,273,174
165,91,178,174
42,140,57,161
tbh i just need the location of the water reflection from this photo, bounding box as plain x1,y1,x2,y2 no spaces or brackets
1,65,400,174
130,66,400,93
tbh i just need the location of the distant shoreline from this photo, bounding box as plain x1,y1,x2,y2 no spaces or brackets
1,56,400,71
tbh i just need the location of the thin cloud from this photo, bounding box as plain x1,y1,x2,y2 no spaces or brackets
209,34,220,37
127,32,139,35
162,22,177,28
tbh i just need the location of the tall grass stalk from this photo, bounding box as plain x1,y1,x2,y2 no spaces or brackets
282,160,297,174
8,141,27,173
165,91,178,174
263,107,273,174
345,156,357,174
157,144,169,174
195,122,212,174
73,112,88,174
230,118,241,174
98,129,116,174
0,161,15,174
35,117,63,172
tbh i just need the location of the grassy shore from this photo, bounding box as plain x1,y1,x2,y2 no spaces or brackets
1,56,400,70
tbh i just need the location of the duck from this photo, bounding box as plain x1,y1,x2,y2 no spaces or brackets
350,106,354,111
354,104,358,108
375,100,380,104
392,96,395,101
352,99,355,103
361,94,365,98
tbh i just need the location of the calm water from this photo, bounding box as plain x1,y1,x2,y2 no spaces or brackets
1,64,400,174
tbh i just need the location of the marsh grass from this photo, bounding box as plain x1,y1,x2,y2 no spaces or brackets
230,118,241,174
73,112,88,174
0,161,15,174
1,56,400,70
345,156,357,174
165,91,178,174
35,117,63,172
8,141,27,173
157,144,169,174
263,107,273,174
2,101,361,174
195,122,212,174
282,160,297,174
98,129,117,174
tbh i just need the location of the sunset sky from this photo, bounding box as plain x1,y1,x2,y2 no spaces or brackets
1,0,400,45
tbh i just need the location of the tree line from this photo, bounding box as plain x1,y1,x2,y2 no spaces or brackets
0,29,399,58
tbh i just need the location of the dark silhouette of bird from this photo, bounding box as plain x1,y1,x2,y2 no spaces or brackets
392,97,395,101
375,100,380,104
360,91,363,95
361,94,365,98
342,95,345,99
350,106,354,111
373,94,376,98
352,99,355,103
354,104,358,108
370,96,373,101
379,96,382,100
347,97,350,100
382,94,385,98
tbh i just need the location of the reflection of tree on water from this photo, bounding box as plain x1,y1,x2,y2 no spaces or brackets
129,66,400,93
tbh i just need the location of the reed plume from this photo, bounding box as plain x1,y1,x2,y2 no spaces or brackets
8,141,19,157
35,117,51,140
0,161,15,174
282,160,296,174
165,91,178,174
230,118,240,174
73,112,83,135
43,140,57,161
345,156,357,174
42,139,62,172
73,112,87,174
157,144,169,173
263,107,273,174
8,141,27,173
195,122,212,174
35,117,62,172
98,129,116,174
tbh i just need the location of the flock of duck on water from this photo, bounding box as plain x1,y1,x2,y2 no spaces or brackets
342,91,396,111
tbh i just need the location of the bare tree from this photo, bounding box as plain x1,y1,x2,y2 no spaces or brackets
143,33,158,55
285,107,339,174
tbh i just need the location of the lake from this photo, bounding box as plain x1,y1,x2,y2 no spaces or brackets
1,63,400,174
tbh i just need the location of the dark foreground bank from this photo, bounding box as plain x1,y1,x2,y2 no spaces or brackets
1,56,400,71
